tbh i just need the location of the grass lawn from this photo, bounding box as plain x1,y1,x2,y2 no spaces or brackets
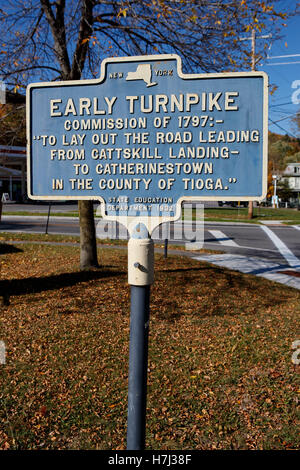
185,206,300,224
3,206,300,225
1,211,81,218
0,240,299,450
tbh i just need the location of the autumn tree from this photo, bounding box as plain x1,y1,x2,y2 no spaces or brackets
0,103,26,146
268,132,300,172
292,110,300,137
0,0,298,268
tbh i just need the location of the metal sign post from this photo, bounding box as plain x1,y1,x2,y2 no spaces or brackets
127,223,154,450
27,53,268,450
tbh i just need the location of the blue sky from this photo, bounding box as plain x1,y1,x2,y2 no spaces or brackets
1,1,298,138
258,8,300,137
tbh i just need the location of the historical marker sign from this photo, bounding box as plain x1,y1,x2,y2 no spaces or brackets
27,54,268,219
27,55,269,450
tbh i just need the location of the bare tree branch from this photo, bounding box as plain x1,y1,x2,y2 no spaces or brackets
40,0,71,78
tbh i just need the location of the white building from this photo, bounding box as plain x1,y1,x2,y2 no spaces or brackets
0,145,26,201
283,163,300,190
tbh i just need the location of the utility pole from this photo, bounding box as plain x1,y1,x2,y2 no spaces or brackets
240,30,271,219
248,29,256,219
251,29,256,70
272,174,278,208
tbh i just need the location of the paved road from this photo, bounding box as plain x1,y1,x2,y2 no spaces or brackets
2,201,222,212
1,214,299,265
1,208,300,288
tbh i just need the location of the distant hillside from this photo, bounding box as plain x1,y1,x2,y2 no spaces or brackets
268,131,300,173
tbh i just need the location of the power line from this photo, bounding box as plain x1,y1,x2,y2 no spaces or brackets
270,101,293,108
272,113,299,124
272,109,298,116
270,94,295,102
267,53,300,59
265,61,300,66
269,118,298,138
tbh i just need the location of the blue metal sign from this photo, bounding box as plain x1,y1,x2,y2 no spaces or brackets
27,54,268,218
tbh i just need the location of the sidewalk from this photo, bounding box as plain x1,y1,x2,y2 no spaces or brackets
192,253,300,290
258,219,294,225
3,235,300,290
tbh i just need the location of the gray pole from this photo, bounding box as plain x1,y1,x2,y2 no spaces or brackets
127,223,154,450
238,30,271,219
164,238,168,259
45,203,51,234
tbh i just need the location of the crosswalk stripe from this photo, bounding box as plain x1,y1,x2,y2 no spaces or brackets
192,253,300,289
261,225,300,268
208,230,239,247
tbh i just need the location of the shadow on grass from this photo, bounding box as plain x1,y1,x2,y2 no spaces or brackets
0,268,125,306
0,243,23,254
160,265,221,274
155,262,295,321
161,263,286,291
